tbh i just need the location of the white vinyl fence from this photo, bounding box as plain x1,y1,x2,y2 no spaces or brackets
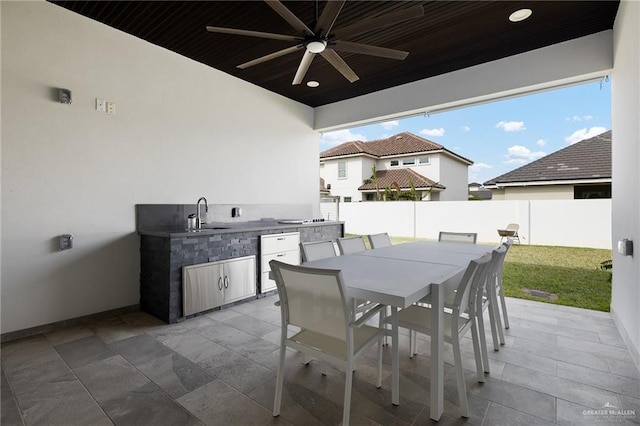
328,199,611,249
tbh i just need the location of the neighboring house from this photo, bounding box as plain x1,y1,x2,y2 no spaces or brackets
484,130,611,200
468,182,493,200
320,178,330,197
320,132,473,202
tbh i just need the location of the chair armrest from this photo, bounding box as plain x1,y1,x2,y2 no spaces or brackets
354,303,385,328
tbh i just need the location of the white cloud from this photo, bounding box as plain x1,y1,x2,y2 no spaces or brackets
468,163,493,183
419,128,445,137
564,127,607,144
536,138,546,146
470,162,493,171
496,121,526,132
504,145,546,164
320,129,367,147
461,126,471,132
569,115,594,122
380,120,399,130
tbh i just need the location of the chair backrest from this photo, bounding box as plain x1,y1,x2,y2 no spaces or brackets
438,231,478,244
337,236,367,255
300,240,337,262
367,233,391,249
487,244,508,282
451,253,492,316
270,260,349,341
506,223,519,232
494,242,511,277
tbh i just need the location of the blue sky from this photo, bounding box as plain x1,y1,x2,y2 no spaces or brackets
319,79,611,184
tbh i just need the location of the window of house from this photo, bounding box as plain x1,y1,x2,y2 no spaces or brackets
365,193,375,201
344,196,352,202
338,161,347,179
574,184,611,199
418,156,430,165
390,160,399,167
402,158,415,166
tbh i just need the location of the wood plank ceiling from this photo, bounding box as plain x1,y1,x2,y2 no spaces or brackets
49,1,619,107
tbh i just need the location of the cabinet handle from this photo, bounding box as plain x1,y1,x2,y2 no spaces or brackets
218,277,223,291
224,276,229,288
277,253,286,257
277,237,285,240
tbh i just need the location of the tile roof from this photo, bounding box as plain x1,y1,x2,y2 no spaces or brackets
358,169,445,191
484,130,611,186
320,132,472,164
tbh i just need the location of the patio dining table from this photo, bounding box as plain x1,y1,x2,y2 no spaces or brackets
302,240,495,421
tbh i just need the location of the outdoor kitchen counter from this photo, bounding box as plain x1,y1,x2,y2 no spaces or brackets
137,219,343,238
138,220,344,323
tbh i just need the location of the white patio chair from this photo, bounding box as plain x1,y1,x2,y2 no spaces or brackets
392,253,492,417
498,223,520,244
490,241,511,332
337,236,386,336
300,240,336,262
270,260,385,426
336,236,367,255
438,231,478,244
367,233,391,249
412,246,504,356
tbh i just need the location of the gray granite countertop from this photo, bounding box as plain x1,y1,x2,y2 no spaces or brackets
138,219,343,238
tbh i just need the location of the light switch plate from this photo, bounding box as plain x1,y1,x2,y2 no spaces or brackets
106,102,116,115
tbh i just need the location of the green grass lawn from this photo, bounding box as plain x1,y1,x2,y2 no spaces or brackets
501,244,612,312
362,235,613,312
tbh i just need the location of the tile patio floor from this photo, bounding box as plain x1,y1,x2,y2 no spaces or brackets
1,295,639,425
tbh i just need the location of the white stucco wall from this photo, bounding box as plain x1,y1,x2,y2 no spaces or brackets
1,2,316,334
611,0,640,368
436,155,469,201
320,156,375,201
338,199,611,249
491,185,575,200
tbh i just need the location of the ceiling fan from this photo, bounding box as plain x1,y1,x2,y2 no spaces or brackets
206,0,424,85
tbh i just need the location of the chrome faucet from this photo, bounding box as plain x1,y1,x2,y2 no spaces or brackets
196,197,208,229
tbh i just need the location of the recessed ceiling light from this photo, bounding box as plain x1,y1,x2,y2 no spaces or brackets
509,8,532,22
306,81,320,88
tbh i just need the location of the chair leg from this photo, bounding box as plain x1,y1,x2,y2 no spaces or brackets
452,334,469,418
376,338,383,388
492,289,505,346
343,360,353,426
273,342,287,416
470,318,485,383
487,295,500,351
476,309,491,374
489,280,505,347
498,278,510,329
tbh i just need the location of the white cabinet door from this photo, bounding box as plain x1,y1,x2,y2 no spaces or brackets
183,262,225,316
223,256,256,304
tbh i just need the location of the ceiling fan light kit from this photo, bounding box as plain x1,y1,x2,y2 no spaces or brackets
306,40,327,54
206,0,424,86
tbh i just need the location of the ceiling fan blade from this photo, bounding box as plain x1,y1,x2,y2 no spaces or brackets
320,49,359,83
292,50,316,85
206,26,300,42
332,40,409,60
314,0,346,36
265,0,314,37
238,45,303,69
332,4,424,40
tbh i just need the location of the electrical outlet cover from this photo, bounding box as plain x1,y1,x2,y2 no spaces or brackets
96,98,106,112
